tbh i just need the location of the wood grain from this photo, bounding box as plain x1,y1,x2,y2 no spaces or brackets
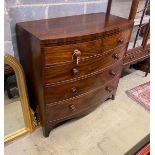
44,61,122,104
16,12,132,137
46,76,120,123
44,45,126,84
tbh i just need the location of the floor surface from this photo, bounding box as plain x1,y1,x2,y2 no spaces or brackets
4,94,25,136
5,70,150,155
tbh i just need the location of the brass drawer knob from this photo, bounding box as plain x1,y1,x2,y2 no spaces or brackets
71,87,78,96
105,86,113,92
112,53,120,60
110,70,116,76
72,68,79,76
68,104,76,111
73,49,81,57
72,49,81,64
118,38,124,44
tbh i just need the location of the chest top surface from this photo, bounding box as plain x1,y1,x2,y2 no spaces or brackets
16,12,132,42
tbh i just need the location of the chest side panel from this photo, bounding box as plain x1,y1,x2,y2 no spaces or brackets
16,25,45,125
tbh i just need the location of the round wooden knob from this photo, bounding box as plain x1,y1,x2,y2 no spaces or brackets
68,104,76,111
118,38,124,44
112,53,120,60
72,68,79,76
105,86,113,92
110,70,116,76
71,87,78,96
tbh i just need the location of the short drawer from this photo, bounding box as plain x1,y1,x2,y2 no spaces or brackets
43,30,129,65
44,60,122,104
44,45,126,84
46,77,120,123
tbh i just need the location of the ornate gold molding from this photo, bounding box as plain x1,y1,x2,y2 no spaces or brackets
30,108,40,128
4,54,34,144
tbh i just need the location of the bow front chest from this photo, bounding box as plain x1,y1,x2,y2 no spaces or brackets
16,12,133,137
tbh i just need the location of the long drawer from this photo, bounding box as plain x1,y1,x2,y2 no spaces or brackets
44,45,126,85
43,29,131,66
46,76,120,123
44,60,122,104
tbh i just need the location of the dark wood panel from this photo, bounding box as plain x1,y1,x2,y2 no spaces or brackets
46,76,120,123
44,61,122,104
16,12,132,42
43,30,131,65
16,25,46,125
44,45,125,84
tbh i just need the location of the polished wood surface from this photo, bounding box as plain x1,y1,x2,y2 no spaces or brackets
46,76,120,123
128,0,140,20
16,12,132,42
16,12,133,137
44,61,122,104
44,45,125,84
43,32,129,66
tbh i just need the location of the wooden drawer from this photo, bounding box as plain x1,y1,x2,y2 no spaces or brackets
46,77,119,123
44,60,122,104
44,45,126,85
43,30,129,66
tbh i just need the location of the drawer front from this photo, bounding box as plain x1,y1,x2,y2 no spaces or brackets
44,45,126,84
44,60,122,104
46,77,119,123
43,29,131,66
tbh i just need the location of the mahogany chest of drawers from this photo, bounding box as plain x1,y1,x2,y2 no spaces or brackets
16,12,133,137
